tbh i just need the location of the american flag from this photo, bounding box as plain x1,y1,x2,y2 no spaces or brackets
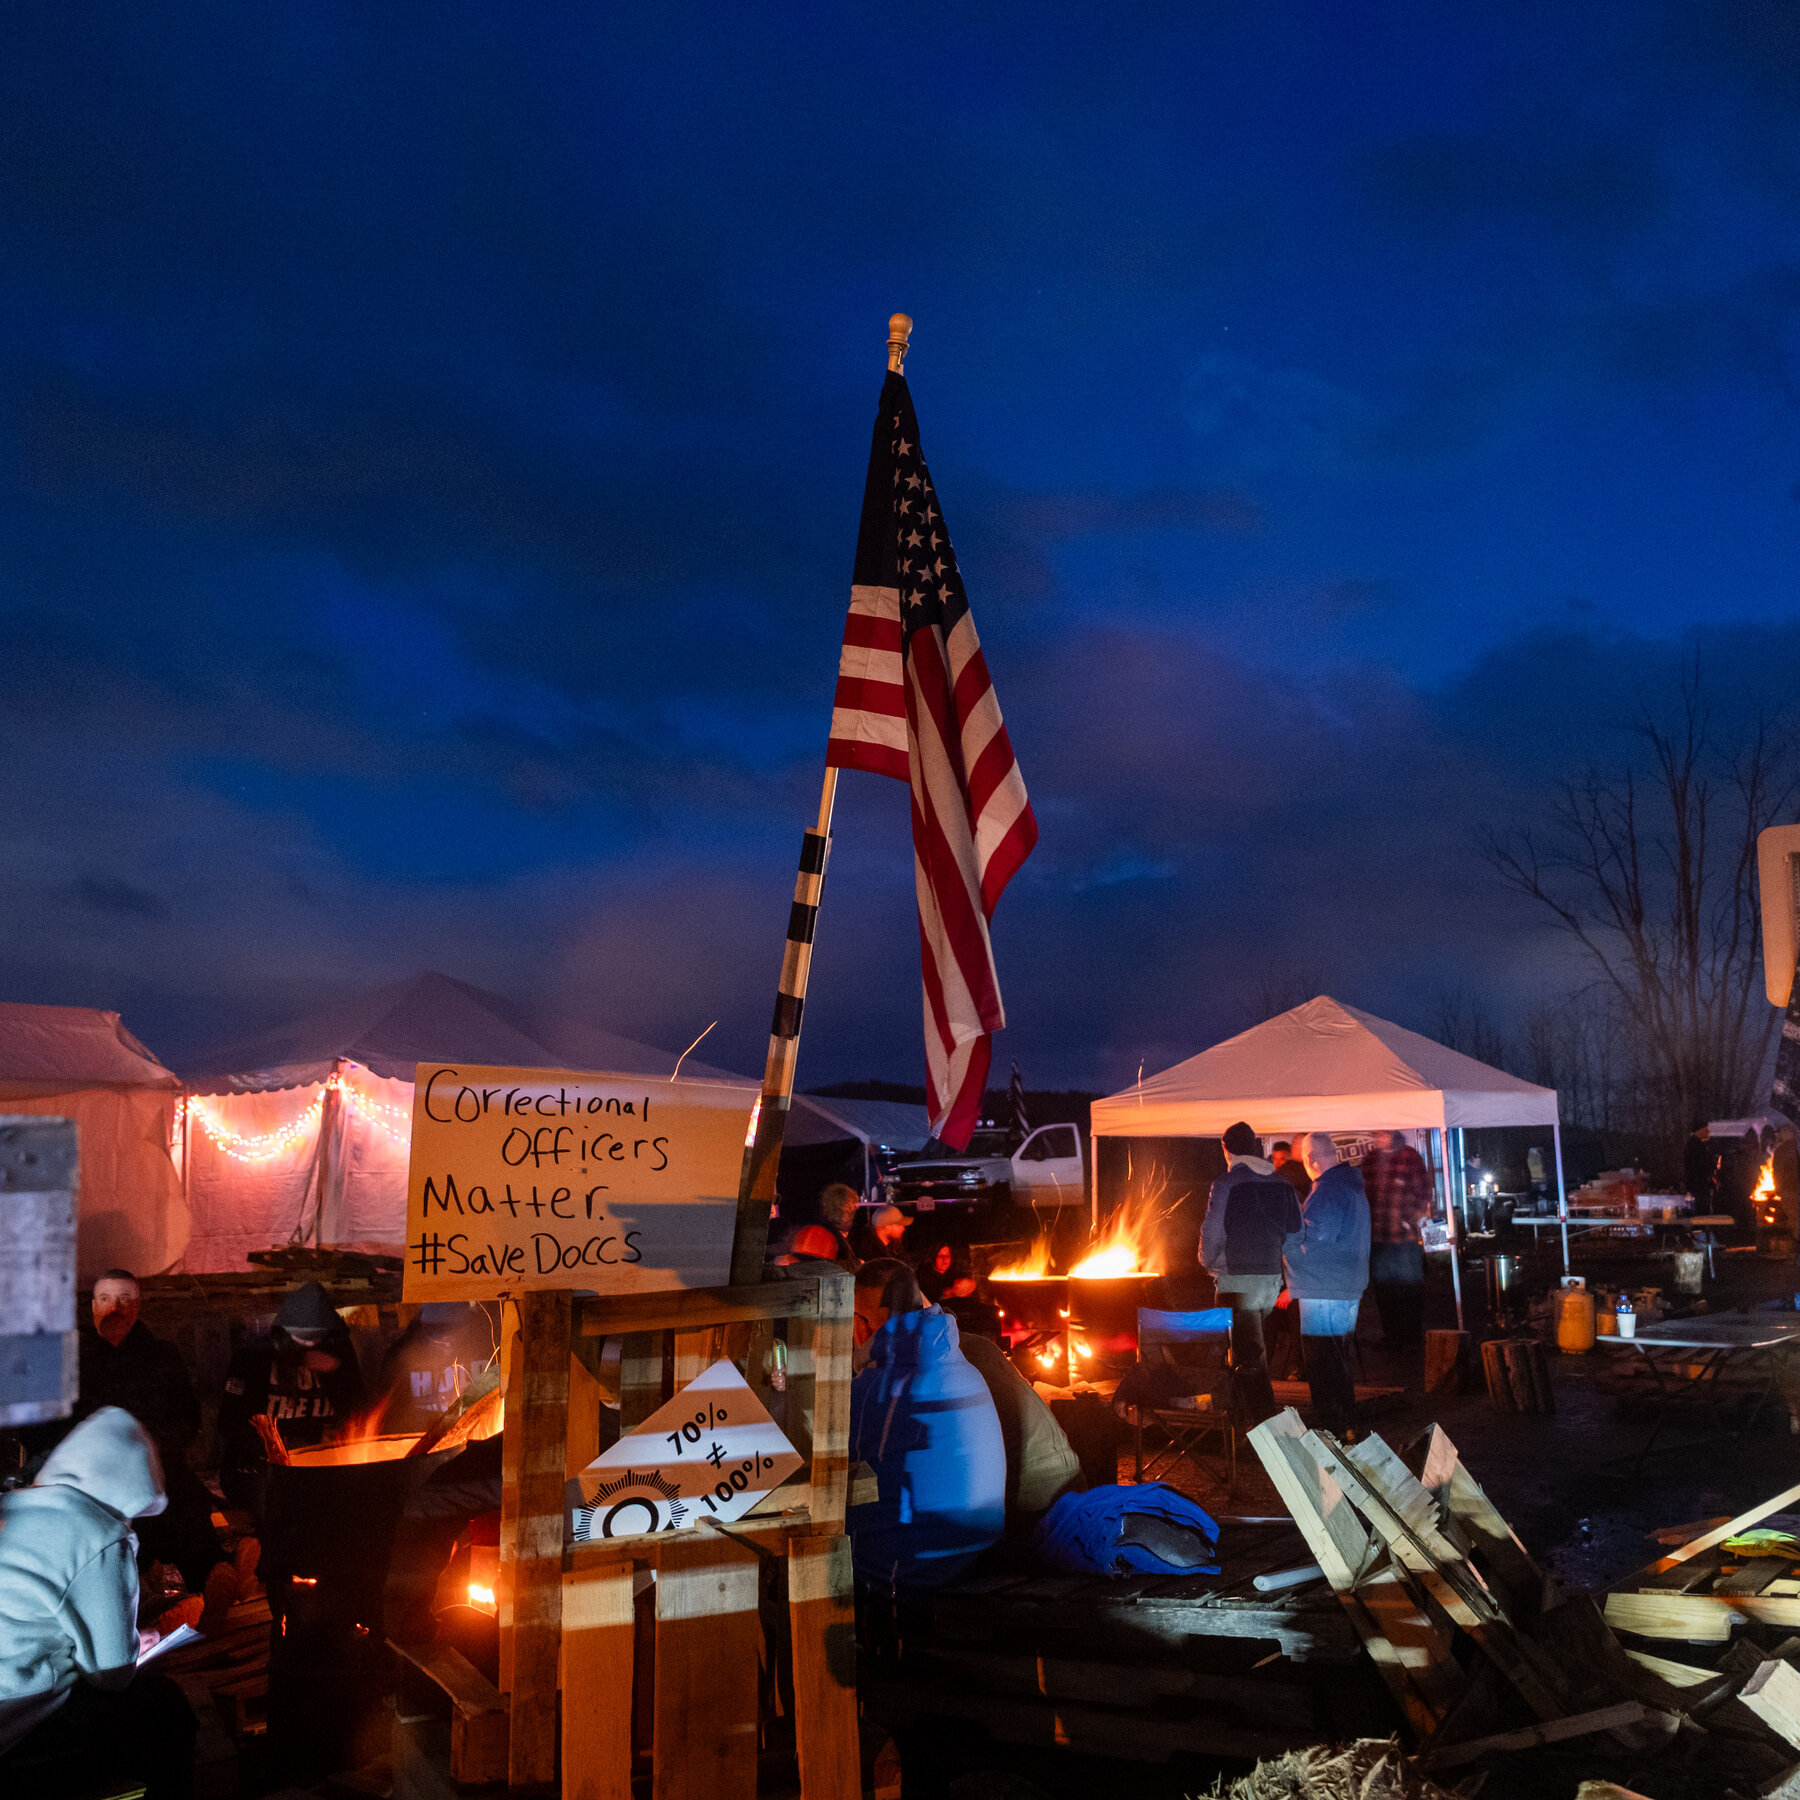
827,372,1037,1149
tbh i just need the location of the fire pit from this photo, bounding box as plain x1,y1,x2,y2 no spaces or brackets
264,1433,458,1777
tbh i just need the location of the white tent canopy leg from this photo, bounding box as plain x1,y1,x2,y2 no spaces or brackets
1439,1125,1464,1333
1552,1117,1570,1275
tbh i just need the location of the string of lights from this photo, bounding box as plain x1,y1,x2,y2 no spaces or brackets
185,1090,325,1164
181,1065,414,1164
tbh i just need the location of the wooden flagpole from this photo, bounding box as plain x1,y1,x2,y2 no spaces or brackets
728,313,914,1283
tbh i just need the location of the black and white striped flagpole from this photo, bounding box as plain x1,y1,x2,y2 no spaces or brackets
727,312,914,1284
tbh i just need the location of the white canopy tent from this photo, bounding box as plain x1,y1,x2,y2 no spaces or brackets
784,1095,933,1200
1090,996,1570,1317
0,1002,187,1280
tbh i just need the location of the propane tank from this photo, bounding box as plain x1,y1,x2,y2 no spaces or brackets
1555,1275,1596,1354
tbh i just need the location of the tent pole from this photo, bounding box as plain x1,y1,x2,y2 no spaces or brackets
1552,1116,1570,1275
1089,1128,1098,1233
1442,1124,1464,1333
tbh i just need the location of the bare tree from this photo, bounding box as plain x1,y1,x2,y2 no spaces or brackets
1432,987,1513,1072
1484,659,1797,1153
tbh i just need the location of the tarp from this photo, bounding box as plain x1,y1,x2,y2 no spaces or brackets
0,1002,188,1280
1091,996,1560,1138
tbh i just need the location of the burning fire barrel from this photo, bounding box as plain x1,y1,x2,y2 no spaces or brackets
1067,1271,1161,1366
264,1434,458,1777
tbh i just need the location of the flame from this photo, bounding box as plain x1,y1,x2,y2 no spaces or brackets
468,1583,496,1611
1067,1171,1173,1278
989,1233,1054,1280
1758,1159,1777,1199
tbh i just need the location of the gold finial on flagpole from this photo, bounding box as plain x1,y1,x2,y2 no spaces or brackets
888,312,913,374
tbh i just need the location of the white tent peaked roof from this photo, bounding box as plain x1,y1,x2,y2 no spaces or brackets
1091,996,1559,1137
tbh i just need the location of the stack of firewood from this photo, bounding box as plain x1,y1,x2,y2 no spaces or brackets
1249,1410,1800,1795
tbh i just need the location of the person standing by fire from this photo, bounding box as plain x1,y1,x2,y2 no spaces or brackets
1361,1129,1433,1348
218,1282,367,1520
1200,1122,1303,1425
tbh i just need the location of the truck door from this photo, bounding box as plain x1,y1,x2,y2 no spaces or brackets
1012,1124,1085,1207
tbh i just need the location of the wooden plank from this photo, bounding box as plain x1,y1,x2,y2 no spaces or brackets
578,1282,819,1338
1605,1591,1738,1641
907,1644,1313,1730
498,1307,523,1694
789,1535,859,1800
1651,1480,1800,1574
1427,1701,1660,1769
672,1327,717,1389
390,1638,509,1786
653,1535,761,1800
791,1270,853,1529
1416,1424,1553,1620
562,1564,635,1800
862,1680,1307,1764
567,1510,815,1572
1247,1409,1451,1734
619,1331,664,1431
1743,1658,1800,1750
508,1287,572,1789
1718,1559,1790,1596
1424,1330,1468,1397
1312,1433,1569,1726
1625,1647,1732,1690
568,1350,603,1480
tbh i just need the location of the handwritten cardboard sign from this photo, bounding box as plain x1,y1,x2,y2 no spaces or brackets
568,1358,802,1540
402,1063,752,1301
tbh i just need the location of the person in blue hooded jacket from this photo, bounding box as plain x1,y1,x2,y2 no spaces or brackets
847,1265,1005,1592
1283,1133,1371,1437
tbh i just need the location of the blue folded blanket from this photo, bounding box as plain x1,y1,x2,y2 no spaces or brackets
1030,1482,1221,1576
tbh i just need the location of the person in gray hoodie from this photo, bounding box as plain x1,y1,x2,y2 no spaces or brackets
1284,1134,1371,1438
0,1406,197,1798
1199,1121,1304,1424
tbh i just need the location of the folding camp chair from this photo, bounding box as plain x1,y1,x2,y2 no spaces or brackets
1125,1307,1238,1496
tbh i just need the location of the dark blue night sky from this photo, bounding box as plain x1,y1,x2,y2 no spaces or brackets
7,3,1800,1090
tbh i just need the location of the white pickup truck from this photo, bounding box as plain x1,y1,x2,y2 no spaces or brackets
889,1121,1088,1209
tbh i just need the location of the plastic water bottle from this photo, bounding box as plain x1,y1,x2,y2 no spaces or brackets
1616,1291,1636,1340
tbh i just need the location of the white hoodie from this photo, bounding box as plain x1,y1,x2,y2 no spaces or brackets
0,1406,167,1754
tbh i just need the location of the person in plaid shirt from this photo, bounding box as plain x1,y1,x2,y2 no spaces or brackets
1361,1129,1432,1346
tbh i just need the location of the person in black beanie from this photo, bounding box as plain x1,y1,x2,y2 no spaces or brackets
1199,1122,1303,1425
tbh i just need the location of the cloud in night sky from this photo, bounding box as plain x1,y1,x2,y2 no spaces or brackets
6,3,1800,1093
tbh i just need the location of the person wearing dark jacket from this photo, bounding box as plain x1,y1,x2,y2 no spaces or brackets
1684,1121,1717,1211
218,1282,368,1519
1199,1122,1303,1425
1284,1135,1371,1437
1270,1142,1313,1202
372,1302,497,1437
79,1271,236,1632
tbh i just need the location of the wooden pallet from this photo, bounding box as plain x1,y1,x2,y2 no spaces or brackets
396,1275,859,1800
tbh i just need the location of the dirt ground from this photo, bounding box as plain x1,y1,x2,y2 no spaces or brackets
1132,1247,1800,1593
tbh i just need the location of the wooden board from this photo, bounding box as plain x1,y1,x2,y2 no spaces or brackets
904,1644,1314,1730
788,1534,859,1800
507,1287,572,1788
1247,1410,1456,1735
578,1282,820,1338
391,1638,510,1786
1742,1658,1800,1750
653,1535,761,1800
562,1563,635,1800
790,1271,853,1529
863,1679,1310,1764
